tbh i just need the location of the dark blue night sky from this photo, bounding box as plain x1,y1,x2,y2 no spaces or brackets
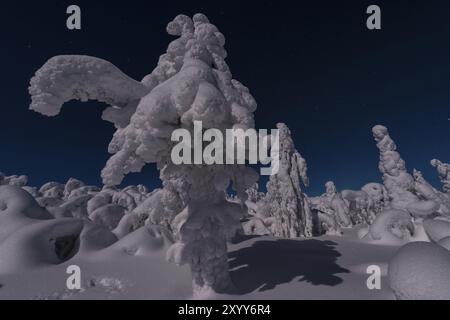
1,0,450,196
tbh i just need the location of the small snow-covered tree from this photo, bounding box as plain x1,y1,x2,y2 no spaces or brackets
261,123,313,238
361,182,388,216
413,169,450,217
29,13,258,294
310,181,351,230
341,189,373,225
0,173,28,187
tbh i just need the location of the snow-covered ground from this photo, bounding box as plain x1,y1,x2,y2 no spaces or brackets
0,227,397,300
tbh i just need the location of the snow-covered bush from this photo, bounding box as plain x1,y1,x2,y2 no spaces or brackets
310,181,351,232
361,182,388,216
341,189,375,225
244,183,265,217
241,217,271,236
412,169,450,217
363,209,415,243
132,186,184,230
0,173,28,187
39,182,64,198
1,174,28,187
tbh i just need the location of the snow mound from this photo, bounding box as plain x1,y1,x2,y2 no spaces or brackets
0,218,83,274
364,209,414,244
109,225,174,256
388,242,450,299
437,236,450,250
89,204,125,230
0,185,52,221
406,200,439,219
423,219,450,242
77,221,118,253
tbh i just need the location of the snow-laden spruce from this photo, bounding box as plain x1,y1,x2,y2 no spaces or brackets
28,13,258,295
259,123,314,238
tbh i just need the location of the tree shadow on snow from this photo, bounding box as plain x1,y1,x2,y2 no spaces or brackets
229,239,350,294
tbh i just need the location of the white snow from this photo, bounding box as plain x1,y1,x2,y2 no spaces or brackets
423,218,450,242
388,242,450,300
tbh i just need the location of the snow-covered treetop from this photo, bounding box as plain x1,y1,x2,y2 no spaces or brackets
102,13,257,186
29,13,258,189
372,125,419,209
431,159,450,193
275,123,309,187
325,181,336,195
372,125,410,183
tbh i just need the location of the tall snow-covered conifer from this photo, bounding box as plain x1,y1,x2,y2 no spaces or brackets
29,13,258,294
262,123,313,238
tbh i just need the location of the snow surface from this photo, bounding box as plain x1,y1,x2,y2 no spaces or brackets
389,242,450,299
0,227,398,300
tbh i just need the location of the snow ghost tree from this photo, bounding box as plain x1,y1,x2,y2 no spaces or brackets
431,159,450,194
261,123,313,238
372,125,419,210
361,183,388,216
310,181,351,231
367,125,444,242
29,13,258,295
341,189,374,225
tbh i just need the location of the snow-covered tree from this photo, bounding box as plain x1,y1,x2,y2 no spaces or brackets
309,181,351,232
361,182,388,216
367,125,444,242
0,173,28,187
413,169,450,217
260,123,314,238
341,189,374,225
372,125,419,210
431,159,450,194
29,13,258,295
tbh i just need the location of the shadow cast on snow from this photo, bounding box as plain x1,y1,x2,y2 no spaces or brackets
229,239,350,294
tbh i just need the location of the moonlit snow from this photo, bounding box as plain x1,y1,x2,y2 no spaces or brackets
0,13,449,300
